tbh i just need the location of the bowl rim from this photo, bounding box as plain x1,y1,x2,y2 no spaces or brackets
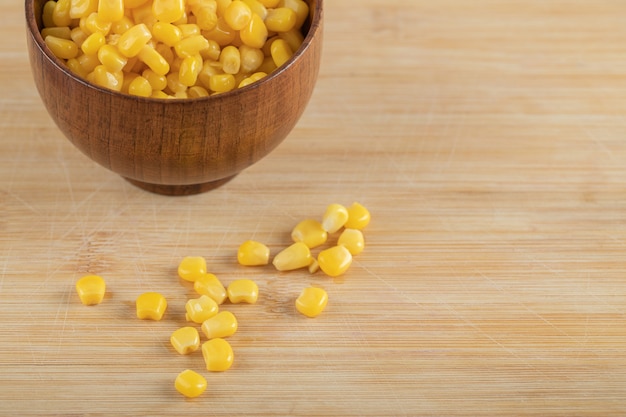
25,0,323,103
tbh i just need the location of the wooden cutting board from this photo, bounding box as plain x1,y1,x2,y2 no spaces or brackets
2,0,626,415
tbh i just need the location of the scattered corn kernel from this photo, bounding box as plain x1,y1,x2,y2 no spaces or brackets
237,240,270,266
308,257,319,274
345,202,371,230
178,256,207,282
45,35,79,59
117,23,152,57
227,279,258,304
291,219,327,249
170,326,200,355
53,0,73,27
295,287,328,318
201,311,238,339
193,273,227,304
185,294,219,323
127,75,153,97
136,292,168,320
279,0,308,29
75,275,106,305
98,44,127,72
337,228,365,256
322,203,349,234
239,12,267,49
317,245,353,278
264,7,296,32
219,45,241,74
202,338,234,371
175,369,207,398
272,241,311,271
152,0,185,23
97,0,124,23
223,0,252,31
80,31,105,55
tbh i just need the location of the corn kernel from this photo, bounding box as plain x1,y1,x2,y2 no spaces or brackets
208,73,235,93
42,26,72,40
188,85,210,98
45,35,79,59
111,15,133,34
128,75,153,97
279,0,308,29
227,279,258,304
66,57,88,77
322,203,349,234
166,72,188,93
90,64,124,91
131,2,157,27
224,0,252,31
177,256,207,282
142,68,168,90
136,292,168,320
272,241,311,271
291,219,327,249
174,34,210,58
238,44,263,73
308,257,319,274
202,17,236,47
240,12,267,49
170,326,200,354
219,45,240,74
97,0,124,23
241,0,267,20
179,55,202,86
80,31,105,55
345,202,371,230
201,311,238,339
177,23,201,38
237,71,266,88
151,22,182,46
270,38,292,67
42,1,57,28
53,0,73,27
195,7,218,31
98,44,127,72
175,369,207,398
117,23,152,57
264,7,296,33
75,275,106,305
338,228,365,256
237,240,270,266
83,12,112,35
215,0,231,15
202,338,234,372
318,245,352,278
69,0,98,19
256,55,277,74
70,26,89,45
295,287,328,318
152,0,185,23
278,27,303,53
193,273,227,304
77,52,100,72
185,294,219,323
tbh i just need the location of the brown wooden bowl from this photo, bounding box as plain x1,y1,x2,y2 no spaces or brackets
25,0,323,196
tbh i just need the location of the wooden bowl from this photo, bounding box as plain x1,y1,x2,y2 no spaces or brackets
25,0,323,195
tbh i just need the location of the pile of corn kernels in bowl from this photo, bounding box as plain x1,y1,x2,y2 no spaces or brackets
40,0,309,98
74,202,370,398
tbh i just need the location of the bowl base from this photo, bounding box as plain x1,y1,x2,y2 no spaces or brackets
124,175,237,196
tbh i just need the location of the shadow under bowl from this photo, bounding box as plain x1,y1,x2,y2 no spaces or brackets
25,0,323,195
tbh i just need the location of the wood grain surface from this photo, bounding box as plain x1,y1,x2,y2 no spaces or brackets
2,0,626,416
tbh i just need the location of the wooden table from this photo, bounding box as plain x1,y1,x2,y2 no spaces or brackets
2,0,626,415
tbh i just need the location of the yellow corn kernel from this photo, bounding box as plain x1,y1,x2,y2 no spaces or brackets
166,72,188,93
241,0,267,20
264,7,296,33
121,71,139,93
295,287,328,318
308,257,319,274
237,240,270,266
238,44,264,73
317,245,353,278
75,275,106,305
142,68,168,90
240,13,267,49
83,12,112,35
53,0,73,27
272,241,311,271
345,202,371,230
227,279,259,304
155,42,175,63
237,71,266,88
77,52,100,72
97,0,124,23
223,0,252,31
151,90,170,98
279,0,308,29
98,44,127,72
152,0,185,23
208,73,235,93
69,0,98,19
177,23,201,38
188,85,210,98
175,369,207,398
179,55,202,86
215,0,231,16
66,57,88,77
202,17,236,47
111,15,133,34
270,38,292,67
195,7,218,31
219,45,240,74
278,27,303,53
80,31,105,55
136,292,168,320
170,326,200,355
201,311,238,339
322,203,349,234
185,295,219,324
44,35,79,59
202,338,234,372
42,26,72,40
117,23,152,57
131,2,157,27
91,64,123,91
70,26,89,46
174,35,210,58
338,228,365,256
291,219,327,249
151,22,182,46
193,273,227,304
139,44,171,76
256,55,277,74
128,75,153,96
42,1,57,28
199,39,221,61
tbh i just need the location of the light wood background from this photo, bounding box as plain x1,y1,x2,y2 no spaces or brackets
3,0,626,416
